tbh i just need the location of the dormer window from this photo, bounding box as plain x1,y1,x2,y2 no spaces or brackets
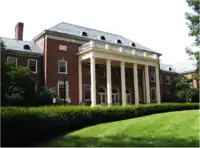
131,42,136,47
117,39,122,44
82,32,88,37
169,67,172,71
23,45,30,50
100,36,106,40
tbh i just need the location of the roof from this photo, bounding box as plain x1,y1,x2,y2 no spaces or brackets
35,22,161,55
0,37,43,55
160,63,177,73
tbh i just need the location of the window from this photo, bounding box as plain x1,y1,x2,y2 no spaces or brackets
99,66,105,77
125,69,132,78
23,44,31,50
150,72,156,82
58,60,67,74
82,32,88,36
117,39,122,44
7,56,17,66
112,88,119,104
100,36,106,40
165,75,170,84
59,44,67,51
83,64,90,76
151,87,156,101
169,67,172,71
98,87,106,104
57,81,68,99
126,89,132,104
28,59,37,73
84,84,91,100
139,87,143,101
131,42,136,47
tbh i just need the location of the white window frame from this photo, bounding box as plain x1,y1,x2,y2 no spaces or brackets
97,87,107,104
28,59,38,73
57,80,69,100
58,60,68,74
165,75,171,84
59,44,67,51
7,56,17,66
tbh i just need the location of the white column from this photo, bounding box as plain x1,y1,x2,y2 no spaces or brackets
90,57,96,106
106,59,112,106
78,60,83,104
155,66,161,103
145,65,151,104
121,61,126,106
133,63,139,105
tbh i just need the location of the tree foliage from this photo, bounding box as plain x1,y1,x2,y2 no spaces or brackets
1,62,37,106
0,38,5,50
185,0,200,46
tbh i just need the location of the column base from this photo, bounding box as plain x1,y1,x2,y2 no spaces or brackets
107,102,112,106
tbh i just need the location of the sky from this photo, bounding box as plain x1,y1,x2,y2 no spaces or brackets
0,0,197,71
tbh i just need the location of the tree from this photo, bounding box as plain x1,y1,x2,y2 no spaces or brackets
1,62,37,106
0,38,5,50
185,0,199,87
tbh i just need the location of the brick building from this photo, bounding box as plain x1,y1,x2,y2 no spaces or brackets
1,22,186,106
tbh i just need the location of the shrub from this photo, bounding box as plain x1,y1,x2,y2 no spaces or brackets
1,103,199,147
35,87,56,106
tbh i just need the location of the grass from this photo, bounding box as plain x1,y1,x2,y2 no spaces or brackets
40,110,200,147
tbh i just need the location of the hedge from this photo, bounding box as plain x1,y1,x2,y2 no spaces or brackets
1,103,199,147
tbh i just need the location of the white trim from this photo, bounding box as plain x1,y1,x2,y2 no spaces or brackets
28,59,38,73
57,80,69,100
58,60,68,74
7,56,18,66
59,44,67,51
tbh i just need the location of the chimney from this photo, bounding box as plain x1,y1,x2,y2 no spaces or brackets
15,22,24,40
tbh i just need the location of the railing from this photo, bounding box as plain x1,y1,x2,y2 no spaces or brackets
79,41,159,60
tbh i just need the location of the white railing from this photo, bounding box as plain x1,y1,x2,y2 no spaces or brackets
79,41,159,60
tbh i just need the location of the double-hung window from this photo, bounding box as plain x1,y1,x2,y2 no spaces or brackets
58,60,67,74
28,59,37,73
7,56,17,66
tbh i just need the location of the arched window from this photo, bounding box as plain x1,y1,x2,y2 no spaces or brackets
23,44,30,50
100,36,106,40
131,42,136,47
169,67,172,71
98,87,106,104
112,88,119,105
117,39,122,44
126,89,131,104
82,32,88,37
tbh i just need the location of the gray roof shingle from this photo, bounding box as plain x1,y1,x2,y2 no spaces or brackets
1,37,43,55
160,63,177,73
48,22,160,54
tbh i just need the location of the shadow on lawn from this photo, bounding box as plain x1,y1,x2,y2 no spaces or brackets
44,135,200,147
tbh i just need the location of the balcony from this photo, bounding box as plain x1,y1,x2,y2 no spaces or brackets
79,41,159,60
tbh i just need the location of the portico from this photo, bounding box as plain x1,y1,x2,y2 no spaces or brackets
78,41,161,106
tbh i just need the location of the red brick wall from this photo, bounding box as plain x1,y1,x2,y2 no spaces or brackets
45,38,81,105
1,51,42,85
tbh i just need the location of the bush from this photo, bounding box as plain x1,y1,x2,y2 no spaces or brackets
1,103,199,147
35,87,56,106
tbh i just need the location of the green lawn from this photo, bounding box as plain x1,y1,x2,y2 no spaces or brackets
41,110,199,147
